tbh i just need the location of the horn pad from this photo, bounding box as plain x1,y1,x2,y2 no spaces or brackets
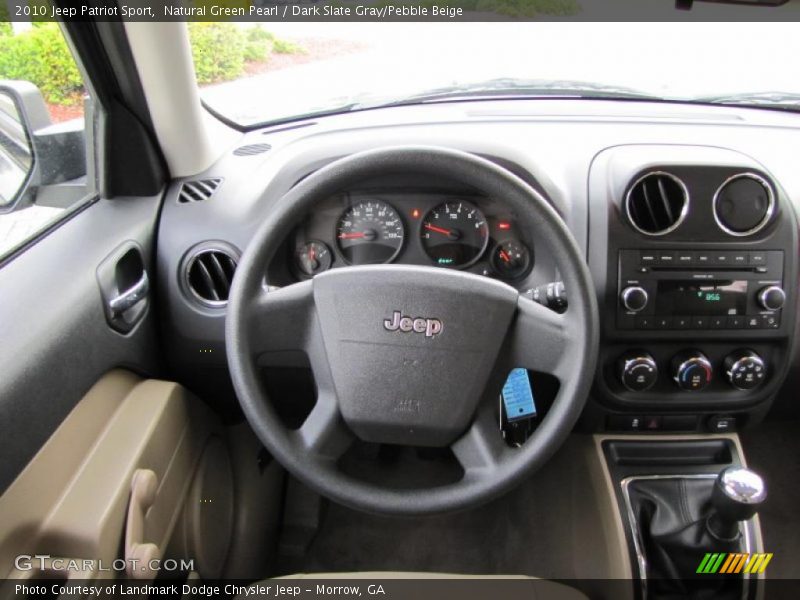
312,265,518,446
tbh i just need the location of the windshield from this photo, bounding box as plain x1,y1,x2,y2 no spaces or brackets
196,22,800,127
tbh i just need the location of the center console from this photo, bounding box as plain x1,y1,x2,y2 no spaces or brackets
600,434,766,600
584,145,798,434
585,146,794,598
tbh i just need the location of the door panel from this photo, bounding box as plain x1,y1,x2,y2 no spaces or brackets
0,194,162,494
0,370,224,579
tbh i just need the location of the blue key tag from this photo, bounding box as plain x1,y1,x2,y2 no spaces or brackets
501,368,537,422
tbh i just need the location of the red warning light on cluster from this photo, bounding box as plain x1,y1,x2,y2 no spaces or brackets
411,209,421,219
498,222,511,230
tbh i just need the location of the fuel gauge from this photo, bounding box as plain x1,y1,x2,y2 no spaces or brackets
491,240,532,280
295,241,332,276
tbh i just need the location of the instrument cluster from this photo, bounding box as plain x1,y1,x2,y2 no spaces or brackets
289,191,533,283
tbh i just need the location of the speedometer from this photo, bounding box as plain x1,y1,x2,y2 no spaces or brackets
336,200,405,264
421,201,489,267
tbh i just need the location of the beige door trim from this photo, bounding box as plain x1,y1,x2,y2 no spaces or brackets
0,370,219,579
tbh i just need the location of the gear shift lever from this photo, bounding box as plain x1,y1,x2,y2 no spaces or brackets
628,465,767,599
707,466,767,541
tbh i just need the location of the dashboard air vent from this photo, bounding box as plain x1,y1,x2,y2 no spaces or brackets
713,173,774,236
186,249,238,307
178,178,222,204
233,143,272,156
625,172,689,236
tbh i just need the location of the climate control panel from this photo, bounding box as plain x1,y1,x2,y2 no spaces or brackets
615,348,766,393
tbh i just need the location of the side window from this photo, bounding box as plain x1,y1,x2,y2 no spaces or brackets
0,19,92,260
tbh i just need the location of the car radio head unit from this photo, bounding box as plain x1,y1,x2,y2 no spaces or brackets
616,249,785,331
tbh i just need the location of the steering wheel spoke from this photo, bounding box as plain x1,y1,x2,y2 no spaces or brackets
246,281,315,359
292,326,355,460
291,388,353,460
452,401,512,476
503,296,572,379
248,281,356,459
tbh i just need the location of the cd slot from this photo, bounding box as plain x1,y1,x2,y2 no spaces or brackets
648,266,761,273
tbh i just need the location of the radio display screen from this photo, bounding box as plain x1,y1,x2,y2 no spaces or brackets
656,280,748,316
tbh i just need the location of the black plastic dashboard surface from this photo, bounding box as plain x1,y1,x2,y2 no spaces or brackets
154,98,800,428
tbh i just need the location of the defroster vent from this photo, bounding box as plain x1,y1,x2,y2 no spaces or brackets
233,143,272,157
178,178,222,203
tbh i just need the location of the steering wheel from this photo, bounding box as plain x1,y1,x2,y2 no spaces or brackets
226,147,598,515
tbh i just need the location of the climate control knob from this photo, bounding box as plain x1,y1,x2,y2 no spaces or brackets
758,285,785,311
724,349,766,390
621,286,649,312
618,352,658,392
672,351,713,391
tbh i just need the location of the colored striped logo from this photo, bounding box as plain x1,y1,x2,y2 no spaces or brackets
696,553,773,574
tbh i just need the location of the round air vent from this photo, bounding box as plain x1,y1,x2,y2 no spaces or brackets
713,173,774,236
185,247,238,307
625,171,689,236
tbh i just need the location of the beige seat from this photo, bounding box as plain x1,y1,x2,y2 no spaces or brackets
271,573,589,599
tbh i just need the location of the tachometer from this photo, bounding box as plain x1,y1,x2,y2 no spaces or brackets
421,201,489,267
336,200,405,264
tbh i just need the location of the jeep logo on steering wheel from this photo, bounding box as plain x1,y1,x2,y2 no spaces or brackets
383,311,443,338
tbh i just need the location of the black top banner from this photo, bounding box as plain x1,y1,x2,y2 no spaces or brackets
2,0,800,22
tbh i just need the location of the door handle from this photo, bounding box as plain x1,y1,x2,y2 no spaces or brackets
97,241,150,333
109,271,149,316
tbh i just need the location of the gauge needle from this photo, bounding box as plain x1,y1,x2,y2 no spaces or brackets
338,232,366,239
424,223,452,235
499,249,511,263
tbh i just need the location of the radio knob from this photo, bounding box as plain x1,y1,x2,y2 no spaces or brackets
621,286,649,312
672,350,713,391
724,349,766,391
758,285,785,311
618,352,658,392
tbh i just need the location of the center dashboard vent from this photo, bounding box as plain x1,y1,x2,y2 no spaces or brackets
625,172,689,236
185,247,238,307
178,178,222,204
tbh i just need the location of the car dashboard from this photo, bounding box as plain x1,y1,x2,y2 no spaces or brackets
156,98,800,435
